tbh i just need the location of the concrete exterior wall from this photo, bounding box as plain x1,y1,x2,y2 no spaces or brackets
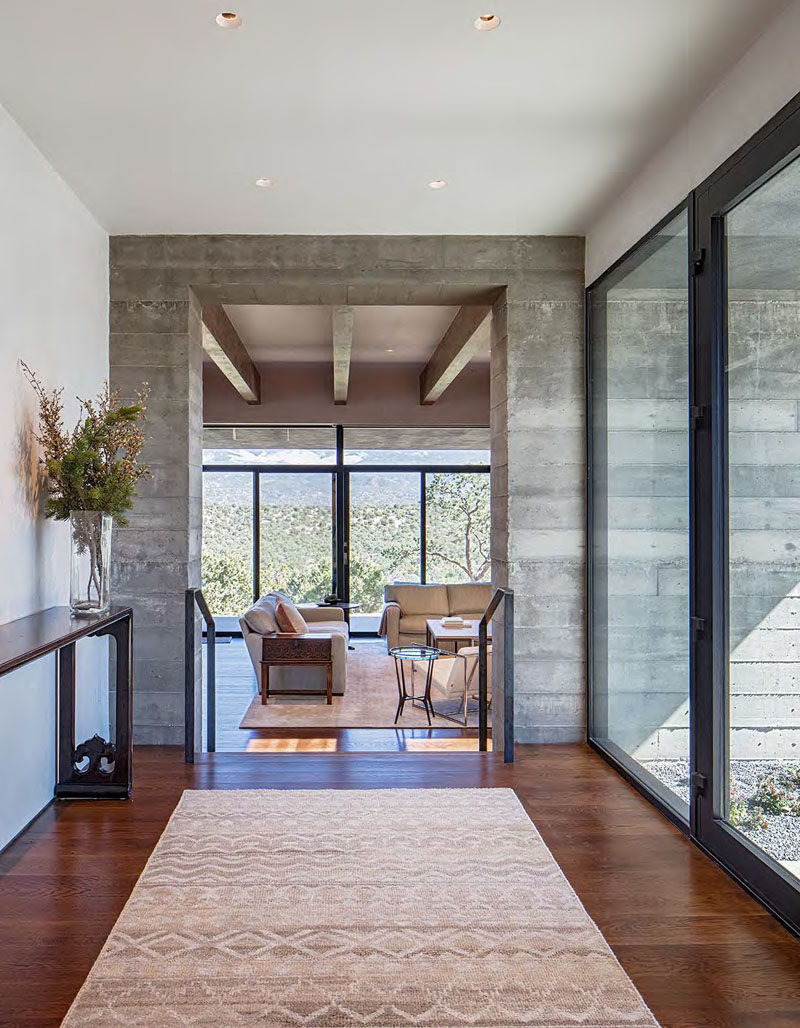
109,234,585,748
592,295,690,762
593,293,800,762
728,298,800,759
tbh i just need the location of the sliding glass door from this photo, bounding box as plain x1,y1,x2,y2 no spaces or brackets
723,156,800,886
694,109,800,927
588,208,690,821
590,96,800,932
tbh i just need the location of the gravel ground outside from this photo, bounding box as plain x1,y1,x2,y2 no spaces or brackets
641,758,800,865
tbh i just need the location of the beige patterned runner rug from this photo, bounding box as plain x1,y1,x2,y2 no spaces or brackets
62,788,659,1028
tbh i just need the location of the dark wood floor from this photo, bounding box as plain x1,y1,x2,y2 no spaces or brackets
0,743,798,1028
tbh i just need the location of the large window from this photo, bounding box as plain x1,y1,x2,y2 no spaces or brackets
202,472,253,617
588,209,690,819
692,122,800,928
589,95,800,934
426,473,491,584
202,426,490,633
259,473,334,603
349,472,421,629
723,155,800,880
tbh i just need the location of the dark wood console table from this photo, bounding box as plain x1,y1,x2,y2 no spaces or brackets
0,605,133,799
259,633,333,705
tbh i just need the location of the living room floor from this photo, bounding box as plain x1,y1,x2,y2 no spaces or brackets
207,637,484,752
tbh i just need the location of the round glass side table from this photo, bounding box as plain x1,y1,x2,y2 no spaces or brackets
389,645,442,726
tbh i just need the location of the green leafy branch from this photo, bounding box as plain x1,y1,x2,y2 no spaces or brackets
22,362,149,524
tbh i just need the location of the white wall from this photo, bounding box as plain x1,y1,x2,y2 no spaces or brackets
586,1,800,283
0,103,109,849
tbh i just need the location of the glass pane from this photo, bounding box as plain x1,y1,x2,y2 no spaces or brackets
204,425,336,466
725,155,800,880
349,472,421,631
426,473,490,584
259,473,333,604
590,209,690,818
202,472,254,616
344,427,489,465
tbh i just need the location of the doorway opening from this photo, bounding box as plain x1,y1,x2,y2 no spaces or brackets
197,303,497,753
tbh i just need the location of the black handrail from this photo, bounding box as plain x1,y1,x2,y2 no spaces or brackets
185,588,216,762
478,587,514,762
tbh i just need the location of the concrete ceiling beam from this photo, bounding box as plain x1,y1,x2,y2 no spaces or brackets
332,305,354,405
201,305,261,405
420,305,492,404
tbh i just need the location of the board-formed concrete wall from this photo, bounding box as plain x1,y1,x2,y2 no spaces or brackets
592,294,690,762
594,292,800,762
109,235,585,747
728,297,800,760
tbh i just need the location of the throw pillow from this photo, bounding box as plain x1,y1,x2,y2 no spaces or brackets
275,600,308,634
243,595,279,634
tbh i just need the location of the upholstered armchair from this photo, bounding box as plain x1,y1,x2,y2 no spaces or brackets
426,645,493,725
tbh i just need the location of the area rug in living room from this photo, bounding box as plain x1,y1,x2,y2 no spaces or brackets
61,788,659,1028
238,639,489,730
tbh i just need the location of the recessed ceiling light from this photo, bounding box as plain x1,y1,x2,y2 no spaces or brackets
474,14,500,30
428,179,447,190
255,177,275,188
386,348,394,353
216,12,242,28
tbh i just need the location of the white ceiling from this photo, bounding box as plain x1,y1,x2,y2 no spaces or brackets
222,305,471,365
0,1,787,235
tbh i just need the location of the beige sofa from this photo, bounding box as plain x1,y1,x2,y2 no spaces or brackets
240,594,349,696
379,582,493,650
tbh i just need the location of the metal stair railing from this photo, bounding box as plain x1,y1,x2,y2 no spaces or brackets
185,588,216,762
478,587,514,762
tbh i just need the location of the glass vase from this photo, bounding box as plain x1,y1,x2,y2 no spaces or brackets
70,511,112,617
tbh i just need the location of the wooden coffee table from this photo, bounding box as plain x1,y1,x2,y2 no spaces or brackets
425,618,491,653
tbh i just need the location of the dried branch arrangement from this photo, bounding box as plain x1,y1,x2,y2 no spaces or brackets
21,362,149,523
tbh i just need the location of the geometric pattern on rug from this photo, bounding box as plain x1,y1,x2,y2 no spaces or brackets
62,788,659,1028
238,640,487,730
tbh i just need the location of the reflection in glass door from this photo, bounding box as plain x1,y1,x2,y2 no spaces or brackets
588,209,690,820
723,156,800,885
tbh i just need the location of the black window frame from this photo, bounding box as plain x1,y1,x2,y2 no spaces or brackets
692,92,800,936
585,199,692,831
202,423,490,637
587,90,800,937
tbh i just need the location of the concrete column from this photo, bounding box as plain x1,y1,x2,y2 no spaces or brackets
504,297,586,743
109,278,203,744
